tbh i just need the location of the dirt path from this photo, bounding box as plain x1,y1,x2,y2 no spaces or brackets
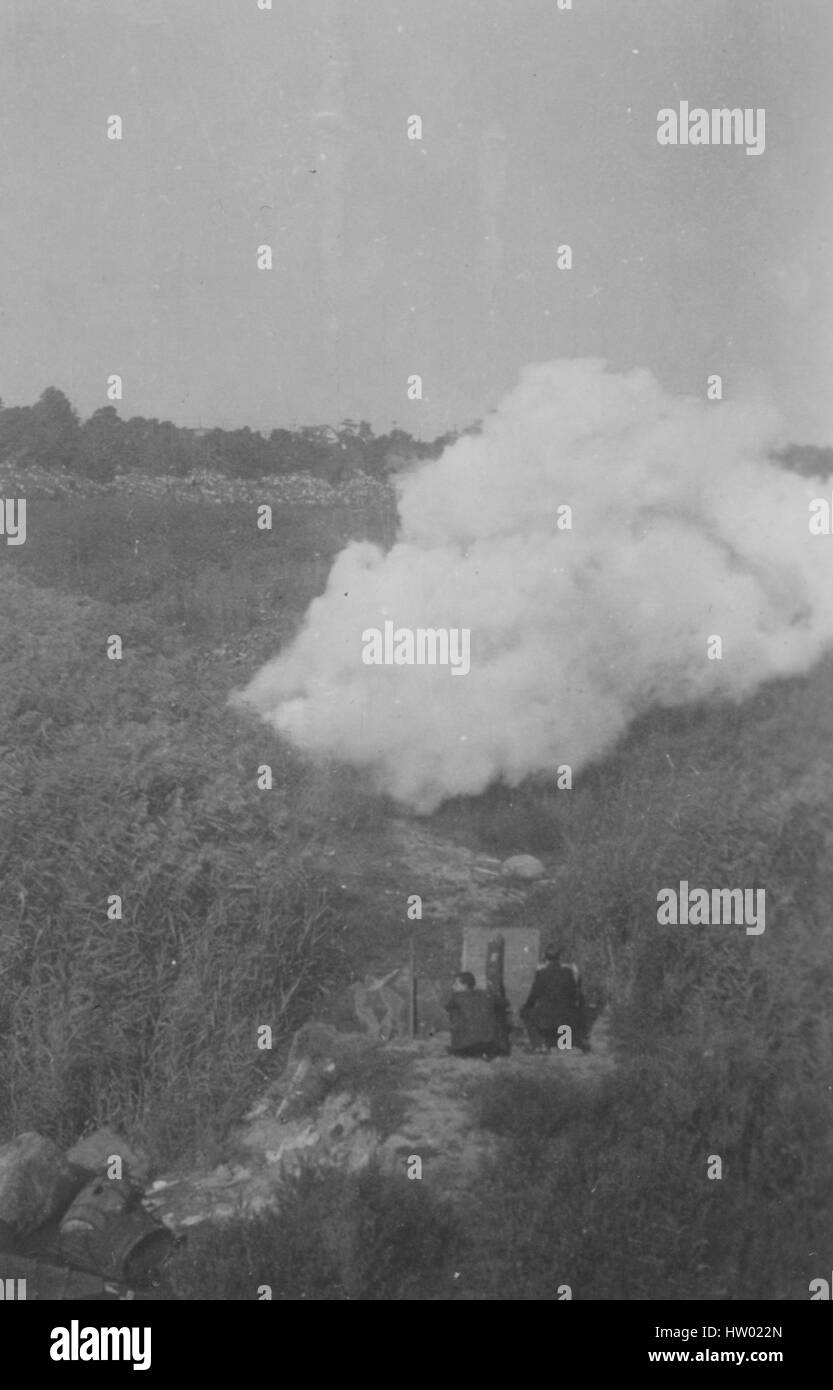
144,1012,614,1230
379,1019,615,1193
143,820,607,1231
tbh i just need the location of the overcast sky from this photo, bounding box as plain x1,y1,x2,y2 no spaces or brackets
0,0,830,441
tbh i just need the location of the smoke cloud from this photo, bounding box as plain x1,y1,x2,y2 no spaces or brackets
232,359,833,812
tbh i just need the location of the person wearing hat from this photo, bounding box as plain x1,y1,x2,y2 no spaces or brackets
520,945,587,1053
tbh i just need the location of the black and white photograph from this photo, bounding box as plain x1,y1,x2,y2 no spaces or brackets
1,0,831,1339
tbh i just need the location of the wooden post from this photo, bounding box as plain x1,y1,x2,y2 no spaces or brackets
485,934,505,997
409,933,418,1038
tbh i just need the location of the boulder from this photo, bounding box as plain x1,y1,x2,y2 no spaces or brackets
66,1127,151,1186
0,1132,80,1238
501,854,545,881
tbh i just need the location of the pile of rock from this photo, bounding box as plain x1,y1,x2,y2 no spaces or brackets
0,1129,171,1301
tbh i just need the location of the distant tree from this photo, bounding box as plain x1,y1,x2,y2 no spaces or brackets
117,415,194,477
0,403,35,461
0,390,461,488
156,421,192,477
222,426,269,479
337,418,373,443
79,405,122,482
266,428,302,475
286,426,344,483
13,388,81,471
202,427,232,473
122,416,158,475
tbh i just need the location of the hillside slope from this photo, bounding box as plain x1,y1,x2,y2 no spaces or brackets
3,480,833,1299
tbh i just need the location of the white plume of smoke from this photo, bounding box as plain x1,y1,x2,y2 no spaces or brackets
232,359,833,813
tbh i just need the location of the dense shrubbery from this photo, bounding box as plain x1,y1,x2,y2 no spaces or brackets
0,388,455,484
468,1046,828,1299
161,1165,460,1301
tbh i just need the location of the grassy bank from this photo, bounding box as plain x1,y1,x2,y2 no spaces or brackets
0,494,391,1162
1,485,831,1296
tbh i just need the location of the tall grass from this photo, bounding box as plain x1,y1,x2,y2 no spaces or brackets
160,1165,461,1301
425,670,833,1299
0,498,390,1163
2,487,832,1296
0,690,347,1160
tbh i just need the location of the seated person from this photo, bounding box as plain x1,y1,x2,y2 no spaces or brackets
445,972,509,1059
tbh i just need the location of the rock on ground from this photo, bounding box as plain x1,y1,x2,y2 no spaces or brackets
66,1127,151,1185
501,854,546,880
0,1132,80,1239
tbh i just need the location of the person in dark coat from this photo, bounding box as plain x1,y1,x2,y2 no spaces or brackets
520,946,588,1052
445,972,508,1059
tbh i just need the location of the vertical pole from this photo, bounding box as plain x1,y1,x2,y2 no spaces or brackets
409,932,417,1038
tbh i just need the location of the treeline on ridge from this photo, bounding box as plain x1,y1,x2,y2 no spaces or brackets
0,387,458,486
2,387,831,491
